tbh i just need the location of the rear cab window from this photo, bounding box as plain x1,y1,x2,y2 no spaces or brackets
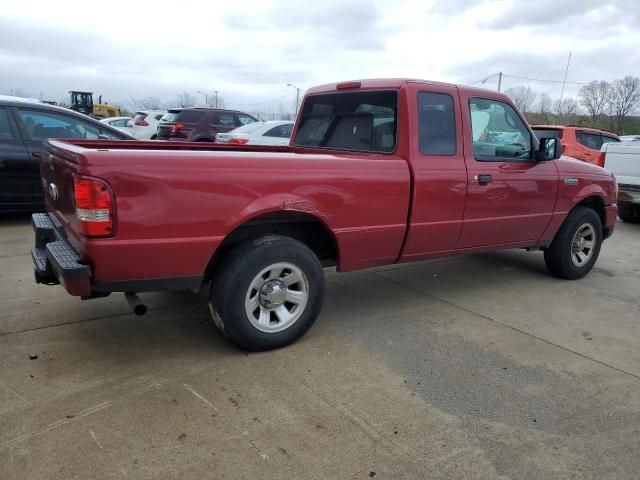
469,98,532,161
294,90,397,153
418,92,456,155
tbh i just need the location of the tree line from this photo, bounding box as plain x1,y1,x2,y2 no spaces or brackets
129,91,227,111
504,76,640,134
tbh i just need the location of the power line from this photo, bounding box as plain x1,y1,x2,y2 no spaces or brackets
465,72,590,87
502,73,588,85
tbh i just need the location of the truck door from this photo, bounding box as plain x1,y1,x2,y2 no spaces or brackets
0,107,31,209
400,85,468,260
457,95,558,248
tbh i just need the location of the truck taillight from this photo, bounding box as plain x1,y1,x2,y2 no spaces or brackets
597,151,606,167
228,137,249,145
171,123,184,134
73,175,114,237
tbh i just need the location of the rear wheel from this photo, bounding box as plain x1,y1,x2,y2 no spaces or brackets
618,202,640,223
544,206,602,279
209,236,325,351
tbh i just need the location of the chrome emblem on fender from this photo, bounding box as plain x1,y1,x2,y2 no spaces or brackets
48,182,60,201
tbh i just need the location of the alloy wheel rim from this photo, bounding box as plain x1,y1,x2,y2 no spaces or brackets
570,223,596,267
244,262,309,333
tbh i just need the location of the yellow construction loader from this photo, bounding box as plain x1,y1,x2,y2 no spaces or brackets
68,91,120,118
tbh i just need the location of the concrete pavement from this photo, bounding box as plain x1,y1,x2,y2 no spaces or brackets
1,215,639,479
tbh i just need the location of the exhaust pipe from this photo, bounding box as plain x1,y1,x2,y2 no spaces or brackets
125,292,147,316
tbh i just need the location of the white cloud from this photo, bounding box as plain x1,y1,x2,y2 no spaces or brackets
0,0,638,113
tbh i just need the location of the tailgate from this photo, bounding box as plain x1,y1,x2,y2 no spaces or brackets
39,140,83,245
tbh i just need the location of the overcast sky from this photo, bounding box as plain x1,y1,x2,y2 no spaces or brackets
1,0,638,113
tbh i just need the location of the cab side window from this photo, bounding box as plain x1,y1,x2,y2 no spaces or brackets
576,131,602,150
469,98,532,161
418,92,456,155
0,108,16,140
18,109,101,140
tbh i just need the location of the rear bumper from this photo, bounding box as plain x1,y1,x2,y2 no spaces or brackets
603,204,618,240
31,212,204,296
31,213,92,296
618,184,640,204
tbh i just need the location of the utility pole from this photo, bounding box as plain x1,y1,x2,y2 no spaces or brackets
287,83,301,114
558,52,572,124
480,73,502,92
215,90,218,109
197,91,208,107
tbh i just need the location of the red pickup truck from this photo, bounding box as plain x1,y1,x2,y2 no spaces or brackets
32,79,618,350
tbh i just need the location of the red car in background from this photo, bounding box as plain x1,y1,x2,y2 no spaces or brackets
532,125,620,166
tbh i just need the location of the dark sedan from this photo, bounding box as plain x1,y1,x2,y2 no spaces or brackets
0,98,135,213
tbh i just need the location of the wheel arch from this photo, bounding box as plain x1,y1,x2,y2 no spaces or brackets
574,195,606,229
203,210,339,282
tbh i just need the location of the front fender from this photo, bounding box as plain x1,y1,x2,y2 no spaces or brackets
540,177,615,242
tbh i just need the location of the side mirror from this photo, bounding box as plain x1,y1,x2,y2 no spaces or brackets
98,134,110,140
535,137,562,161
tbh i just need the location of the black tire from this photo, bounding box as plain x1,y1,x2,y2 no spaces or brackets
618,202,640,223
544,206,602,280
209,236,325,351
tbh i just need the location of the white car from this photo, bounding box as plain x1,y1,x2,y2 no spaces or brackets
127,110,166,140
620,135,640,142
99,116,132,134
215,120,294,146
601,142,640,222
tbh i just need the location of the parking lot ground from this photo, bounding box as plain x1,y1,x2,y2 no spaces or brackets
1,216,639,480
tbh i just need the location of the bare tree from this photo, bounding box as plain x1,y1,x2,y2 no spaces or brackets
173,91,197,108
609,76,640,133
505,86,538,113
555,98,579,124
206,94,225,109
9,88,29,98
578,80,611,123
130,96,164,110
536,93,553,123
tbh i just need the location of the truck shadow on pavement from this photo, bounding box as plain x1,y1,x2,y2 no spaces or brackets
71,249,559,360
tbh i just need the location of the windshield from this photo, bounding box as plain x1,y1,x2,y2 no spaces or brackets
294,90,397,153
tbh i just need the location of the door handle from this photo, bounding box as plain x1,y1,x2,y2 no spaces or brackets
475,174,492,185
31,152,41,158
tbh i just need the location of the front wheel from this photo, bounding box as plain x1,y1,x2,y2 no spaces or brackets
209,236,325,351
544,206,602,279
